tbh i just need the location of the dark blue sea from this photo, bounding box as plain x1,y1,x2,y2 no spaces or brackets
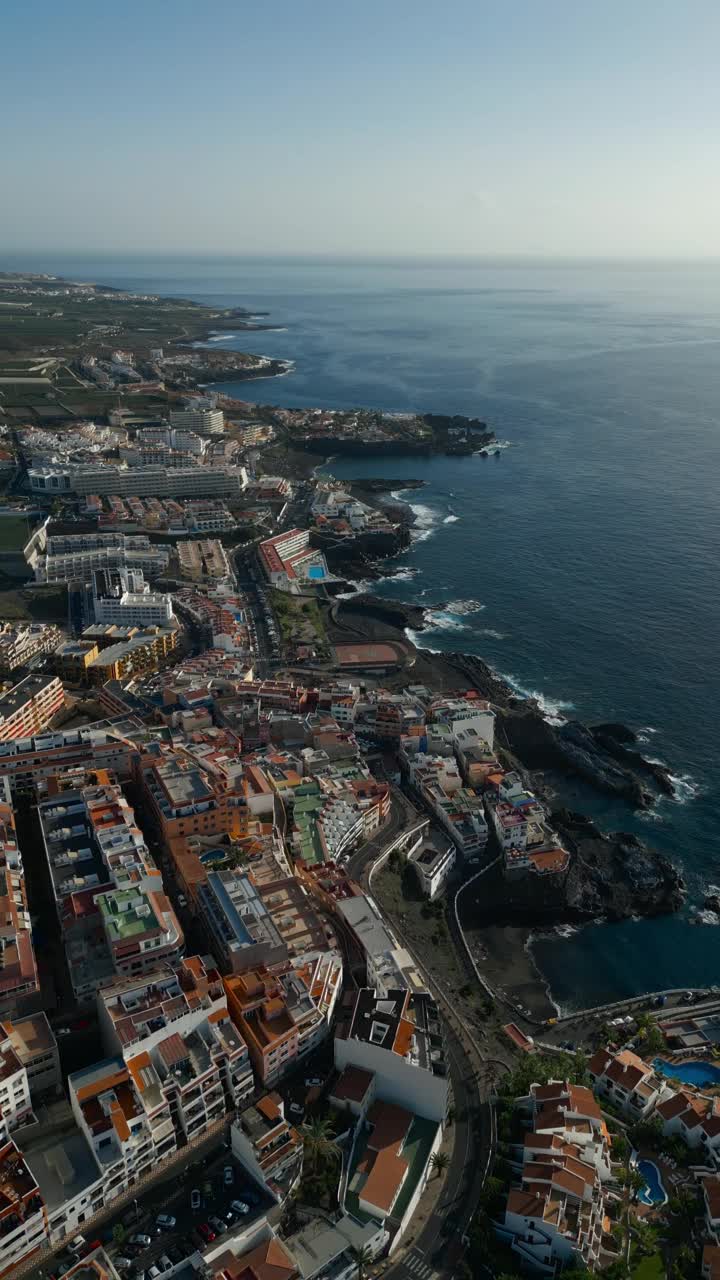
6,251,720,1010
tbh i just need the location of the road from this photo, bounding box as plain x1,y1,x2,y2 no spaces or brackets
341,798,494,1279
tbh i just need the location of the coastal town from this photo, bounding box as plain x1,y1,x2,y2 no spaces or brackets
0,273,717,1280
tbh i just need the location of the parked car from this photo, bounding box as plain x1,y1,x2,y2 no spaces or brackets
289,1102,304,1118
223,1165,234,1186
190,1189,201,1211
130,1234,152,1250
68,1237,87,1256
115,1259,133,1273
304,1076,322,1087
157,1256,173,1273
230,1199,250,1216
148,1266,161,1280
156,1215,176,1231
197,1223,216,1243
208,1216,225,1235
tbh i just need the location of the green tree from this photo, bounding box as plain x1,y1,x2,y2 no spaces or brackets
350,1244,373,1280
301,1116,340,1179
430,1150,450,1179
612,1133,630,1164
112,1224,126,1246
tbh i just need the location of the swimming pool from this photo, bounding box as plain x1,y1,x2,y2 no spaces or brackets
636,1158,667,1206
199,848,228,867
653,1057,720,1087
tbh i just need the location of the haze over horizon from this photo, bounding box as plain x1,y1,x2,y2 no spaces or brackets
5,0,720,260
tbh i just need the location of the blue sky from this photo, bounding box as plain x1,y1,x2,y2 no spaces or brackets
4,0,720,256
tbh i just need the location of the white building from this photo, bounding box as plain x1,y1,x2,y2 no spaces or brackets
230,1093,303,1200
92,567,174,627
169,408,225,436
409,840,456,900
333,987,447,1126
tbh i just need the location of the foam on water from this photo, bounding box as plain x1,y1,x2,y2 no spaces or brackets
443,514,460,524
423,611,469,634
442,599,485,616
498,671,575,725
407,502,439,543
404,627,442,654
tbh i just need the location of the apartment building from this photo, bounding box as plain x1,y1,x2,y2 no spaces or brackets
0,724,139,795
588,1048,673,1119
55,641,100,684
169,407,225,436
142,754,241,847
334,988,448,1125
0,797,41,1019
485,778,570,876
0,1028,33,1140
36,532,169,584
224,953,342,1086
258,529,330,592
85,629,177,685
96,885,184,981
0,624,63,675
178,539,231,582
68,1058,161,1204
92,568,174,628
98,955,254,1114
408,839,456,900
196,871,288,973
427,694,496,748
405,753,488,859
38,775,182,1003
0,1138,48,1278
0,1013,60,1099
30,463,247,498
500,1080,613,1274
655,1090,720,1165
230,1093,303,1199
0,674,64,742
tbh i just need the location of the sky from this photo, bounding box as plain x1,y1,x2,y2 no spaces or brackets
4,0,720,258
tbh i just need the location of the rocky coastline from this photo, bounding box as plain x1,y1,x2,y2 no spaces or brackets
325,590,687,931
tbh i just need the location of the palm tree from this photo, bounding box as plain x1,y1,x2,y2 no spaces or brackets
301,1116,340,1178
430,1150,450,1180
350,1244,373,1280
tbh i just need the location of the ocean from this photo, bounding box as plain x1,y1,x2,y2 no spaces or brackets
6,251,720,1010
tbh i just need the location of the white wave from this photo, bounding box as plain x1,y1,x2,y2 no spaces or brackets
383,566,418,583
554,923,580,939
477,628,506,639
668,772,701,804
424,611,469,634
406,501,439,543
705,883,720,896
334,578,374,599
498,671,574,725
404,627,442,654
442,599,485,616
695,910,720,926
636,725,659,744
443,514,460,524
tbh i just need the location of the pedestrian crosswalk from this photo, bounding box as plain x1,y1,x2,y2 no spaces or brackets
402,1249,436,1279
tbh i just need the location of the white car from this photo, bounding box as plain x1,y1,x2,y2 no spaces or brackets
305,1076,323,1087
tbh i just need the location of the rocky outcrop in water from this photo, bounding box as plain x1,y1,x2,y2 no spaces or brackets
555,809,686,921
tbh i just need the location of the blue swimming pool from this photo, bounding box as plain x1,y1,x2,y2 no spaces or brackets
636,1158,667,1206
199,848,228,866
653,1057,720,1087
